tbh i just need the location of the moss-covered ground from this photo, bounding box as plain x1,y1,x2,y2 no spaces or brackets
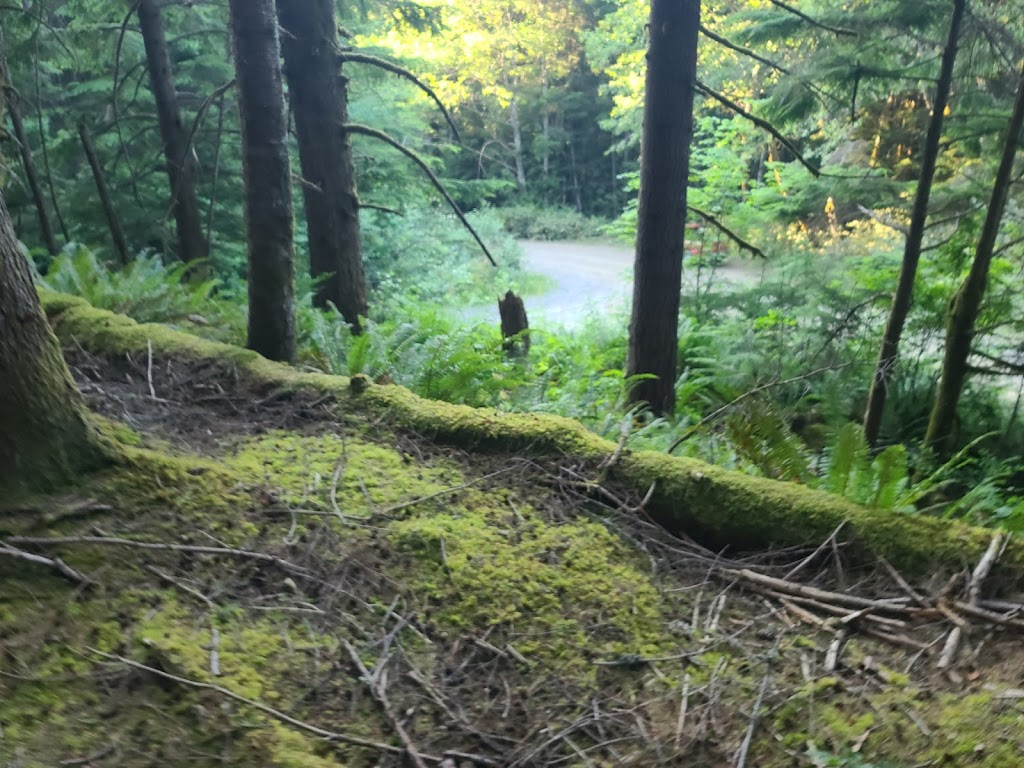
2,297,1023,766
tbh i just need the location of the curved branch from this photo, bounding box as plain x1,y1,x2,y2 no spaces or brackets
695,80,820,177
338,52,460,141
764,0,857,37
688,206,767,259
343,122,496,266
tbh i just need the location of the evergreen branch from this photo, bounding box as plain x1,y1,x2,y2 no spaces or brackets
343,123,497,266
695,80,820,177
763,0,857,37
698,24,789,74
339,52,460,141
0,5,75,58
688,206,768,259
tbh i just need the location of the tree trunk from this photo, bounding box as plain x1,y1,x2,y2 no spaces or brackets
0,47,60,256
862,0,965,446
509,97,527,191
229,0,296,363
278,0,368,330
625,0,700,416
78,120,131,266
138,0,209,270
924,60,1024,458
0,190,107,495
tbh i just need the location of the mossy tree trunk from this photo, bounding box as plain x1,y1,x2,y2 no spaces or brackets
277,0,368,330
626,0,699,416
862,0,965,447
138,0,209,271
228,0,296,362
924,60,1024,458
0,191,107,495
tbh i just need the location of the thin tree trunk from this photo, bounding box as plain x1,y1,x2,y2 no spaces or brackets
924,59,1024,458
569,139,583,213
862,0,966,446
78,120,131,266
33,22,69,242
509,97,527,191
138,0,208,269
626,0,700,416
229,0,296,362
0,189,107,495
278,0,368,329
2,70,59,256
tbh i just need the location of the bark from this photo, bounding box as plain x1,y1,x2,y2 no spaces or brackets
924,60,1024,458
277,0,368,329
78,120,131,266
509,97,527,191
862,0,965,446
626,0,700,416
138,0,209,269
0,50,59,256
229,0,296,362
0,191,106,495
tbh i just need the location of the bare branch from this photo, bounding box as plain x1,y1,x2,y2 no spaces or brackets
688,206,768,259
338,52,460,141
698,24,789,75
343,122,497,266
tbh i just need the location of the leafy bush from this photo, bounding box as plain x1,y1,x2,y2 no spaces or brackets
497,204,606,241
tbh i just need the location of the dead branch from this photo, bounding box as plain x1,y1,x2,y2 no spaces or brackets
7,535,310,576
939,532,1007,669
343,123,497,266
695,80,821,177
338,52,460,141
0,540,90,585
90,649,414,757
342,640,431,768
698,24,789,74
764,0,857,37
688,206,768,259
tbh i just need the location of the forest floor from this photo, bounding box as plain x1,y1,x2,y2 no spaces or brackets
2,317,1024,767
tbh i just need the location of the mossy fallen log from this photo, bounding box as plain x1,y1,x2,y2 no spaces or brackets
40,290,1023,579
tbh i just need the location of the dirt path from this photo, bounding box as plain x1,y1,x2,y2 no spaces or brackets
472,240,768,329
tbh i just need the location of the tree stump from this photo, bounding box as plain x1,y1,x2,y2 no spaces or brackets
498,290,530,357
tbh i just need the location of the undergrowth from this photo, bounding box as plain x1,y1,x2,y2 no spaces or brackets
36,223,1024,531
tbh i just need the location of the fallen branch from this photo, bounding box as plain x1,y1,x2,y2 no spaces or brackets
0,539,90,585
343,640,431,768
90,649,414,757
939,532,1007,670
7,535,310,576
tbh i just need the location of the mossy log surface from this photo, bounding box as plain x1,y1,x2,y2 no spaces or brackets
40,290,1023,578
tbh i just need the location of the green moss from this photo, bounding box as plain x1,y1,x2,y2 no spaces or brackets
224,431,461,514
388,502,669,675
40,290,1024,575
